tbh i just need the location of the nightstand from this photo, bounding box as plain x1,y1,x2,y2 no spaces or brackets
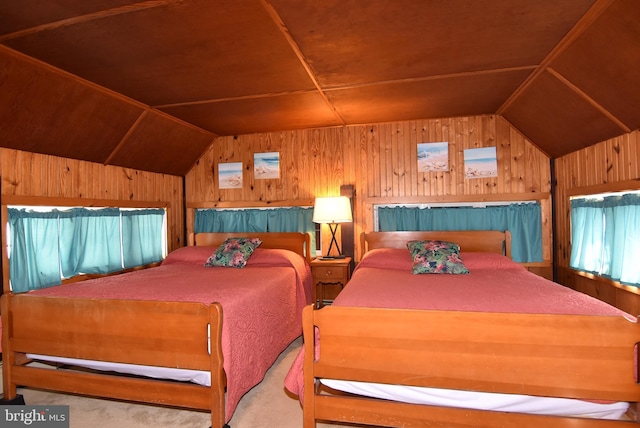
310,257,352,308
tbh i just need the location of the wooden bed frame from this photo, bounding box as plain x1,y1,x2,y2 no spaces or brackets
1,231,310,428
361,229,512,257
303,230,640,427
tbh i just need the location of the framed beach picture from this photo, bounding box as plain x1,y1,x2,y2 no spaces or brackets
464,147,498,179
218,162,243,189
417,142,449,172
254,152,280,179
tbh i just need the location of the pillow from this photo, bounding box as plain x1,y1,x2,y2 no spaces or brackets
204,238,262,268
406,240,469,274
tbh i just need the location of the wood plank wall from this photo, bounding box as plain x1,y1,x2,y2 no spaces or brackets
0,147,185,252
554,130,640,315
185,114,552,269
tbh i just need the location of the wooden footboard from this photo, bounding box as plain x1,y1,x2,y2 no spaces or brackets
303,305,640,427
1,294,227,428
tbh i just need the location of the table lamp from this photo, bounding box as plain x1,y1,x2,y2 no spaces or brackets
312,196,353,259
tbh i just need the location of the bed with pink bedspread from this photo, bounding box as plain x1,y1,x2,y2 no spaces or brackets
2,232,312,428
285,230,640,427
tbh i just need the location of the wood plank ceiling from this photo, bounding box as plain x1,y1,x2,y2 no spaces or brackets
0,0,638,175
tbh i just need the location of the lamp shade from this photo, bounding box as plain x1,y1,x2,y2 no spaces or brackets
312,196,353,224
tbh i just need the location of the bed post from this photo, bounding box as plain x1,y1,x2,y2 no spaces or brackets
208,302,226,428
302,305,317,428
1,204,11,294
1,294,13,399
0,294,25,405
505,230,512,258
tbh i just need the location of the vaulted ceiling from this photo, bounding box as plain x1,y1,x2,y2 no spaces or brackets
1,0,638,175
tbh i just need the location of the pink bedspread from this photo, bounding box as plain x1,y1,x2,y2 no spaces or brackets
284,248,633,398
30,246,312,422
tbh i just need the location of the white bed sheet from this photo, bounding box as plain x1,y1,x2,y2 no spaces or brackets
321,379,629,420
27,354,211,387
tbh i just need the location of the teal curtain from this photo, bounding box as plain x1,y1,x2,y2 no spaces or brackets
8,209,62,293
122,209,165,268
266,206,312,231
58,208,122,276
195,207,316,253
603,194,640,285
267,206,316,251
8,208,166,293
571,194,640,287
195,208,268,232
569,199,604,274
377,203,542,263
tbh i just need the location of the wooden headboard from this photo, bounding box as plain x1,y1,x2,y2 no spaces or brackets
361,230,512,259
191,232,312,263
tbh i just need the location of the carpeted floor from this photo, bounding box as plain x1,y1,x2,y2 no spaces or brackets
0,337,356,428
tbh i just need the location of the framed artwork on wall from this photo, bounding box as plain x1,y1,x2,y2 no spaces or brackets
254,152,280,179
417,142,449,172
464,147,498,179
218,162,243,189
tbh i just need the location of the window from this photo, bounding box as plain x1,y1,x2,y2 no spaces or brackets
7,207,166,293
570,191,640,287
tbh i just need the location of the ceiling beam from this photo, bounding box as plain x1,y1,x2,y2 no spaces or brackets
260,0,346,126
497,0,616,115
0,0,179,43
546,67,630,133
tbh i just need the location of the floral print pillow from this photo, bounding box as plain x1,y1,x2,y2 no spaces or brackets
406,240,469,274
205,238,262,268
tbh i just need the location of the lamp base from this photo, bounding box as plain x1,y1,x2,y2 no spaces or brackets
319,255,347,260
